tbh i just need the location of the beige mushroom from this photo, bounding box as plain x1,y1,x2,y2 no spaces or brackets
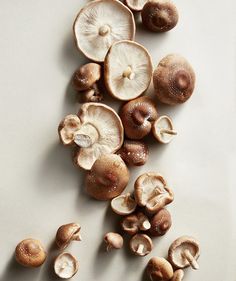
120,97,158,139
130,234,153,256
104,232,124,251
58,115,81,146
168,236,200,270
81,83,103,103
15,238,47,267
111,193,137,215
134,172,174,214
141,0,179,32
55,223,81,250
121,212,151,235
153,54,196,105
149,208,172,236
86,154,129,200
125,0,148,11
171,269,184,281
104,40,153,100
73,0,135,62
54,252,79,279
152,116,177,144
146,257,174,281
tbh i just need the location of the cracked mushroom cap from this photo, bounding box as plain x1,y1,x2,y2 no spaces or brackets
134,172,174,214
73,103,124,170
130,234,153,256
153,54,196,105
73,0,135,62
111,193,137,215
147,257,174,281
152,115,177,144
104,40,153,100
86,154,130,200
125,0,148,11
55,223,81,250
168,236,200,270
54,252,79,279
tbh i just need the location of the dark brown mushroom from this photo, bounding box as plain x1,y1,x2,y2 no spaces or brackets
149,208,172,236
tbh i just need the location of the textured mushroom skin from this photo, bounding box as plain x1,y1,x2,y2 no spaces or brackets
153,54,196,105
149,208,172,236
56,223,81,250
147,257,174,281
120,97,158,139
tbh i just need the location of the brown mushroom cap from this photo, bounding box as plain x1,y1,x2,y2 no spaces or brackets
120,97,158,140
54,252,79,279
58,115,81,146
147,257,174,281
171,269,184,281
152,115,177,144
122,212,151,235
15,238,47,267
168,236,200,269
130,234,153,256
104,232,124,251
153,54,196,105
141,0,179,33
149,208,172,236
86,154,130,200
55,223,81,250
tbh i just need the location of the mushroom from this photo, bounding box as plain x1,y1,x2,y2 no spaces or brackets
152,116,177,144
149,208,172,236
15,238,47,267
120,97,158,139
141,0,179,32
81,83,103,103
134,172,174,214
153,54,196,105
58,115,81,146
111,193,137,215
121,212,151,235
86,154,130,200
117,140,149,166
130,234,153,256
104,40,153,100
104,232,124,251
125,0,148,11
171,269,184,281
54,252,79,279
55,223,82,250
168,236,200,270
146,257,174,281
73,0,135,62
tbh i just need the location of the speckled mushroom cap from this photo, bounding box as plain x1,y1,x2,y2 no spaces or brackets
55,223,81,250
147,257,174,281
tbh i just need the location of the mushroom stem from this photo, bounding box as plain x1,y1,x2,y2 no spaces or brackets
136,244,144,255
74,133,93,148
123,66,135,80
160,128,177,135
72,233,82,241
122,193,131,207
183,249,199,270
99,25,110,36
74,124,99,148
141,220,151,230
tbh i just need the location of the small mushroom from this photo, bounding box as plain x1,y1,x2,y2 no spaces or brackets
15,238,47,267
121,212,151,235
171,269,184,281
111,193,137,215
146,257,174,281
73,0,135,62
55,223,82,250
104,40,153,100
134,172,174,214
86,154,130,200
141,0,179,32
120,97,158,139
153,54,196,105
54,252,79,279
168,236,200,270
125,0,148,11
58,115,81,146
104,232,124,251
149,208,172,236
117,140,149,166
152,116,177,144
130,234,153,256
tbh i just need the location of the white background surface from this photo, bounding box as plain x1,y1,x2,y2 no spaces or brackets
0,1,236,280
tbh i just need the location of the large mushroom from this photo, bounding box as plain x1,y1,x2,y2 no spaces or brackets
73,0,135,62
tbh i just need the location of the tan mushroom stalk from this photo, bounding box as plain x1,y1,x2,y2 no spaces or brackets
130,234,153,256
73,0,135,62
55,223,81,250
111,193,137,215
15,238,47,267
152,116,177,144
146,257,174,281
153,54,196,105
171,269,185,281
121,212,151,235
168,236,200,270
104,40,153,100
134,172,174,214
149,208,172,236
104,232,124,251
120,97,158,139
54,253,79,279
125,0,148,11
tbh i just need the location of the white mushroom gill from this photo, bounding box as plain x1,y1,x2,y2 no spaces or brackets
126,0,148,11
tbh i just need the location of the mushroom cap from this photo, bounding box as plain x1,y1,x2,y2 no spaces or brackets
130,234,153,256
86,154,130,200
134,172,174,214
15,238,47,267
171,269,184,281
141,0,179,32
74,103,124,170
104,232,124,249
122,212,151,235
58,115,81,146
104,40,153,100
111,193,137,215
73,0,135,62
120,97,158,139
147,257,174,281
153,54,196,105
56,223,81,250
152,115,176,144
149,208,172,236
125,0,148,11
54,252,79,279
168,236,200,269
